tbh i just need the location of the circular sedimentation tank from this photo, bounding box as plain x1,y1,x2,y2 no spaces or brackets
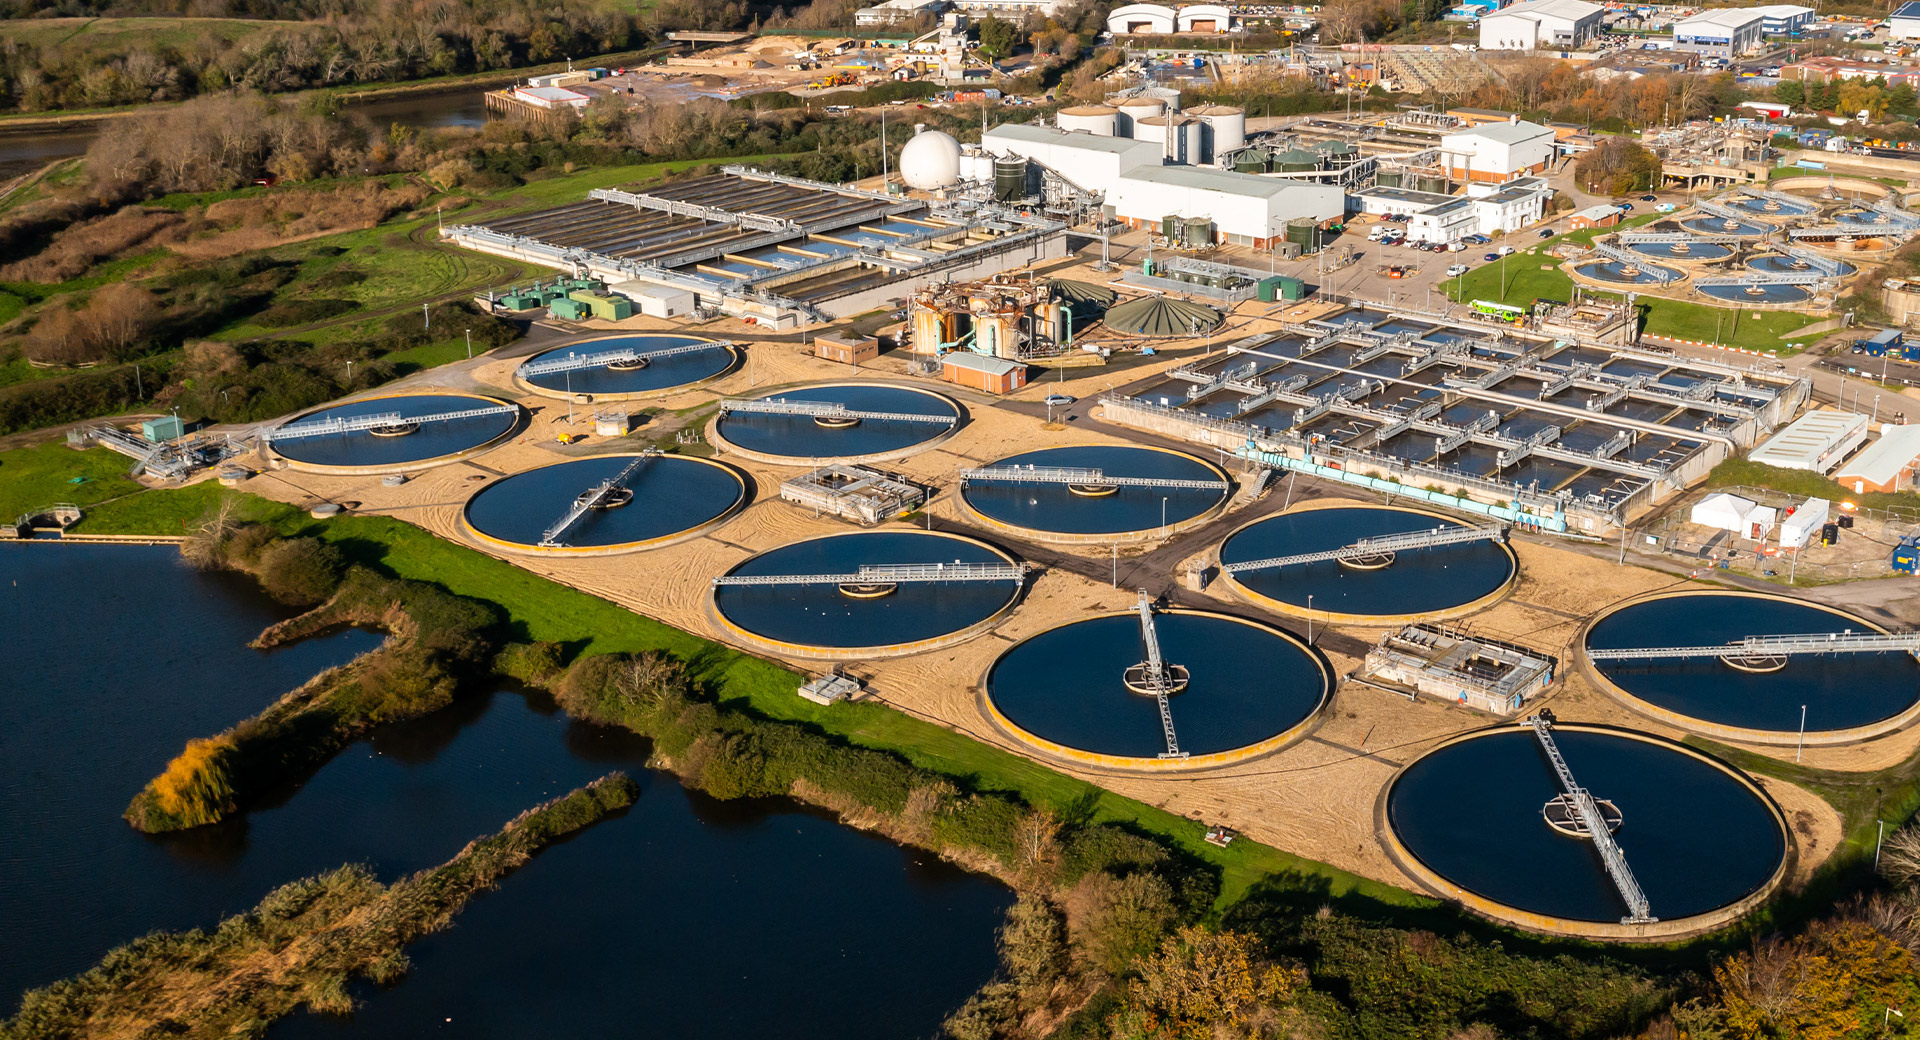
958,445,1232,544
982,609,1329,771
1724,195,1813,217
710,382,962,465
516,335,736,399
1383,724,1789,938
1747,254,1856,277
266,392,521,474
1217,504,1516,623
1572,259,1683,285
461,453,746,556
1584,590,1920,744
1696,282,1811,304
1628,239,1733,261
710,530,1021,658
1678,217,1767,237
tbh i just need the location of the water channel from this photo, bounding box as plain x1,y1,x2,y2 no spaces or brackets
0,544,1008,1036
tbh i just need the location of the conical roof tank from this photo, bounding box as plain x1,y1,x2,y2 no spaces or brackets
1057,105,1118,136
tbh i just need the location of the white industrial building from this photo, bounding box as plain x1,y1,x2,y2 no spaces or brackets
1106,2,1233,33
1894,0,1920,41
1747,409,1870,474
1752,4,1814,34
1105,166,1344,246
1673,8,1766,57
979,123,1164,195
1440,120,1556,182
1478,0,1604,50
1354,177,1550,244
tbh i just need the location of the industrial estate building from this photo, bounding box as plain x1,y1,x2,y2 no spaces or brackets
1105,166,1345,246
1747,410,1871,475
1478,0,1604,51
1835,426,1920,494
1893,0,1920,41
1105,3,1235,34
1672,8,1767,58
1439,121,1556,183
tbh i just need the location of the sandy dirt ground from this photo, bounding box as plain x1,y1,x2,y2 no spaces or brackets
223,291,1872,908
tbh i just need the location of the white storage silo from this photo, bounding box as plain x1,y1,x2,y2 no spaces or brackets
1056,105,1118,136
1189,104,1246,166
1113,95,1166,137
1132,115,1171,157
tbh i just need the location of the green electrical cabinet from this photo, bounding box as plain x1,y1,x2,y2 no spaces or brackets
549,298,592,320
568,290,634,321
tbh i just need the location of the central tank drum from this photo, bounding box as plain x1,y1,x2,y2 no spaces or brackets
899,128,962,190
1057,105,1118,136
992,157,1029,202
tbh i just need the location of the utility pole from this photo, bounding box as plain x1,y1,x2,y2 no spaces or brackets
465,328,472,360
423,303,431,331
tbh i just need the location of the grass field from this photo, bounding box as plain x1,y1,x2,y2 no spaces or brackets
47,470,1428,912
1445,242,1824,353
0,443,147,520
0,16,322,55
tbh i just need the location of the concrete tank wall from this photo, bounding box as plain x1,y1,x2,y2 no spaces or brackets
1114,96,1165,137
1057,105,1118,136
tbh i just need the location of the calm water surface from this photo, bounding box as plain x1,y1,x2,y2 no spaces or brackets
1,545,1009,1036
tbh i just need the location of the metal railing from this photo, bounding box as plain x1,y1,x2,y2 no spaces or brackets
717,398,957,425
538,452,657,547
1223,524,1505,576
1135,590,1185,760
1527,714,1655,924
959,465,1227,491
264,404,516,443
712,562,1026,587
518,340,730,378
1588,631,1920,661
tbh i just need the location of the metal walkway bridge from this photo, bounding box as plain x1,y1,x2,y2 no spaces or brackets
538,452,657,547
264,404,517,443
712,562,1027,587
1135,590,1186,760
1588,631,1920,662
1587,243,1683,283
1527,714,1655,924
959,465,1228,491
1223,524,1506,576
718,397,957,425
518,340,731,378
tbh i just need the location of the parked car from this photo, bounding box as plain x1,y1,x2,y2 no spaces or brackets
1618,202,1634,210
1044,394,1075,406
1497,245,1515,255
1447,263,1470,277
1538,228,1556,238
1639,194,1658,201
1483,252,1499,261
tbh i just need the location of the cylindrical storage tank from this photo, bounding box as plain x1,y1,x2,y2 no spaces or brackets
1114,96,1166,137
1132,115,1171,155
993,157,1028,202
1175,116,1203,166
1185,216,1215,247
1057,105,1118,136
1286,218,1317,252
912,308,947,354
1377,169,1404,188
959,148,994,183
1416,174,1450,194
1191,105,1246,165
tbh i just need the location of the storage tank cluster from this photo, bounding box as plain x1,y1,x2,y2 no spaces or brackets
1046,94,1245,168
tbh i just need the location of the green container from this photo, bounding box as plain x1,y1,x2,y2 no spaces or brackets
1277,276,1305,301
501,293,542,310
550,299,591,320
141,416,184,443
569,290,634,321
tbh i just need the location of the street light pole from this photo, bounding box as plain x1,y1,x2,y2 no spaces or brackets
465,329,473,360
1797,703,1807,762
1306,593,1314,644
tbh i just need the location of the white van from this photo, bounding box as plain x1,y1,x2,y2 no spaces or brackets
1367,226,1386,241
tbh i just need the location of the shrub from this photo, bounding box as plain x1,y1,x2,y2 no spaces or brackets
495,641,565,685
254,299,359,327
1065,871,1177,976
131,736,238,830
255,537,345,605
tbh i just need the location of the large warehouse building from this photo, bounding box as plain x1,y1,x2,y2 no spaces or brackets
1439,120,1556,182
1105,166,1344,246
979,123,1165,195
1894,0,1920,41
1478,0,1604,50
1673,8,1767,57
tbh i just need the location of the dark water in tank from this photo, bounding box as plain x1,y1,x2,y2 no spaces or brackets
1697,283,1812,304
1587,593,1920,732
0,545,1010,1036
715,384,959,460
463,455,744,548
1628,240,1734,260
271,394,518,467
1678,218,1767,237
1219,506,1514,616
714,531,1018,649
1388,729,1785,922
987,613,1325,758
522,336,734,396
961,445,1229,536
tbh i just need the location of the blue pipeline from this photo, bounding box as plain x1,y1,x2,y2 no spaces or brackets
1232,442,1570,533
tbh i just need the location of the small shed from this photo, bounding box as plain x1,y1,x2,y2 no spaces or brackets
1568,204,1623,230
1778,497,1830,549
1835,424,1920,494
141,415,184,443
940,352,1028,394
816,334,881,365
